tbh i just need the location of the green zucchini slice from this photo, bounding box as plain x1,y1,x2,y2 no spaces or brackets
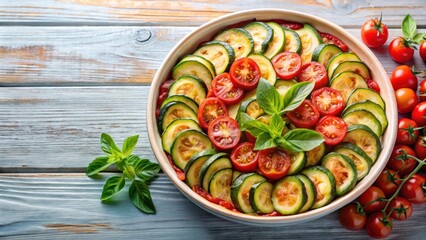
327,52,361,78
295,23,323,64
272,175,307,215
199,152,232,191
283,27,302,54
214,28,254,59
333,142,372,181
331,61,372,80
311,43,342,67
209,168,233,202
168,75,207,105
321,152,357,196
249,181,274,214
287,151,307,175
342,109,382,137
179,54,216,77
263,22,286,59
172,60,213,89
295,174,317,213
193,40,235,74
274,79,298,98
346,88,385,110
158,101,198,133
243,21,274,54
343,124,381,163
305,142,326,167
343,100,388,132
184,149,216,188
231,173,266,213
301,166,336,209
329,71,368,101
161,118,201,154
248,53,277,85
160,95,199,114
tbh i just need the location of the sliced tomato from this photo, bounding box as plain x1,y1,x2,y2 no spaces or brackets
197,97,228,129
311,87,345,116
315,116,348,146
286,100,320,128
271,52,302,80
211,72,244,105
156,79,175,118
229,57,261,90
257,147,291,180
193,185,236,211
230,142,258,172
318,31,349,52
269,19,303,30
366,78,381,93
207,116,241,150
297,62,328,90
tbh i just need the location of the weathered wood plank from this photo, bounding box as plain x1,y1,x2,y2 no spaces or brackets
0,173,425,239
1,27,425,86
0,1,425,27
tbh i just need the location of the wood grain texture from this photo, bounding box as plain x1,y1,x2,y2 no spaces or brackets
1,27,425,86
0,0,425,27
0,173,425,239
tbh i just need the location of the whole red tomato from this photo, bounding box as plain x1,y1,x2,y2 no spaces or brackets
414,135,426,160
395,88,419,114
389,65,418,91
374,169,401,197
396,118,419,145
411,102,426,127
358,186,386,213
387,145,417,177
338,204,366,231
389,37,415,63
360,17,388,48
365,212,393,239
419,79,426,102
400,174,426,204
420,41,426,62
387,196,413,221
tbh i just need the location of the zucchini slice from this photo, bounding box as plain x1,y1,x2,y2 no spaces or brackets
170,129,213,171
343,100,388,132
342,109,382,137
346,88,385,110
331,61,372,80
301,166,336,209
248,53,277,85
343,124,381,163
329,71,368,101
249,181,274,214
287,151,307,175
232,170,242,181
327,52,361,78
243,21,273,54
184,149,216,188
214,28,254,59
209,168,233,202
168,75,207,105
295,174,317,213
160,95,199,114
305,142,326,167
295,23,323,64
172,60,213,89
158,101,198,133
272,175,307,215
283,27,302,54
263,22,286,59
237,98,265,120
333,142,372,181
311,44,342,67
161,118,201,154
199,152,232,191
321,152,357,196
193,40,235,74
231,173,266,213
227,89,257,120
274,79,298,98
179,54,216,77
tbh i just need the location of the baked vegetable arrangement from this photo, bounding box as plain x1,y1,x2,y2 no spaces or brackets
155,19,388,215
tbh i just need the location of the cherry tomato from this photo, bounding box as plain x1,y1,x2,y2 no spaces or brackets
411,101,426,127
297,62,328,90
271,52,302,80
358,185,386,213
229,57,261,90
414,135,426,160
389,65,418,91
286,100,320,128
311,87,345,116
230,142,258,172
257,147,291,180
365,212,393,239
319,31,349,52
420,41,426,62
419,79,426,102
400,174,426,204
360,17,389,48
315,116,347,146
396,118,419,145
197,97,228,129
374,169,401,197
389,37,415,63
387,145,418,177
338,203,366,231
211,72,244,105
395,88,419,114
387,196,413,221
366,78,380,93
207,116,241,151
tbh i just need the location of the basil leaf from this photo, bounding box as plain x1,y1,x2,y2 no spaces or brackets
133,158,161,182
100,133,121,155
238,113,270,137
270,113,286,137
402,14,416,39
100,176,125,201
283,128,324,152
129,180,156,214
275,137,295,151
254,132,278,150
413,33,426,44
123,165,136,180
122,135,139,157
86,156,113,176
281,82,314,113
256,78,283,115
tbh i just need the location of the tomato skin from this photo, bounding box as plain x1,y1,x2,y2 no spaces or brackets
365,212,393,239
387,196,413,221
366,78,381,93
271,52,302,80
338,204,366,231
389,37,414,63
230,142,258,172
297,62,328,90
387,145,418,177
286,100,320,128
419,79,426,102
395,88,419,114
311,87,345,116
319,31,349,52
360,18,389,48
257,148,291,180
156,79,175,118
396,118,419,145
211,72,244,105
411,102,426,127
420,41,426,62
270,19,303,30
315,116,347,146
414,135,426,160
207,116,241,151
400,174,426,204
390,65,418,91
358,186,386,213
374,169,401,197
229,57,261,90
197,97,228,129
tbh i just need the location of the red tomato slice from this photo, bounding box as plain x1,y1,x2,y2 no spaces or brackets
211,72,244,105
207,116,241,150
197,97,228,129
311,87,345,116
230,142,258,172
286,100,320,129
366,78,381,93
271,52,302,80
229,57,261,90
315,116,348,146
318,31,349,52
297,62,328,90
269,19,304,30
257,148,291,180
156,79,175,118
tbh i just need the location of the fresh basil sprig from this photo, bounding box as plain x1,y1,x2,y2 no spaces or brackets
86,133,160,214
401,14,426,47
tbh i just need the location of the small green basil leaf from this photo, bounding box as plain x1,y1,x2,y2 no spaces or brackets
256,78,283,115
122,135,139,157
413,33,426,44
281,82,314,113
100,133,121,155
238,113,270,137
86,156,113,176
108,154,121,164
132,158,161,182
129,180,156,214
100,176,125,201
270,113,286,137
275,137,295,151
254,132,278,150
283,128,324,152
402,14,417,39
123,165,136,180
